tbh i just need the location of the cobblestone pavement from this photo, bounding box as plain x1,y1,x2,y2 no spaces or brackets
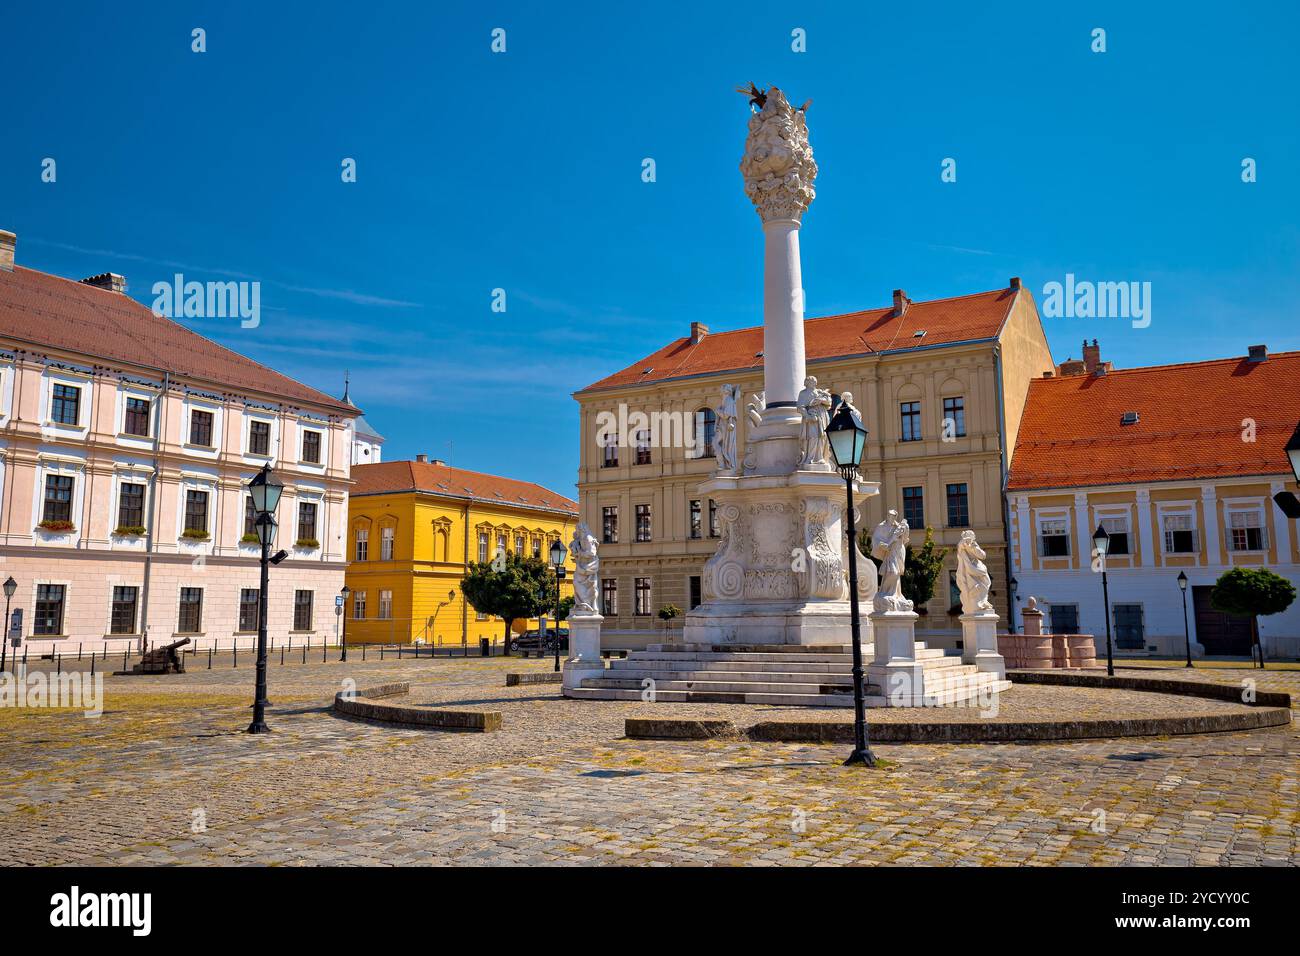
0,655,1295,866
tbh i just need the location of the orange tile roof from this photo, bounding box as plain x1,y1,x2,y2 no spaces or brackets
1008,351,1300,491
579,287,1018,393
351,460,578,515
0,265,353,414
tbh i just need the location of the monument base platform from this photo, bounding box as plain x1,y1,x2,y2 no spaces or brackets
682,600,866,647
564,640,1009,708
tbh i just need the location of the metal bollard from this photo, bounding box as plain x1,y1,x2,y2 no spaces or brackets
323,641,327,663
362,643,366,661
123,648,128,671
280,646,285,665
78,643,83,662
56,653,61,676
208,647,213,669
90,654,95,677
302,645,307,664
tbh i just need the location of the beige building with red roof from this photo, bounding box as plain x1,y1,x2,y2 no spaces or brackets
1007,343,1300,660
0,229,357,652
575,279,1055,647
345,458,578,646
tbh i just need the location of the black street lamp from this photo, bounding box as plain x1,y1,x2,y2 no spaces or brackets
1009,576,1019,632
340,585,351,662
1092,524,1114,677
825,400,875,768
1,576,16,671
549,538,568,673
247,463,285,734
1286,422,1300,484
1177,571,1192,668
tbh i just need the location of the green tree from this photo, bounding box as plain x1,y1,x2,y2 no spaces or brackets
1210,566,1296,668
554,595,574,623
460,551,554,656
862,525,951,612
658,603,682,636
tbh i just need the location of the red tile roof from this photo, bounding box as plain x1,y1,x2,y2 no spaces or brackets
351,460,578,515
579,287,1018,393
1008,351,1300,491
0,265,353,414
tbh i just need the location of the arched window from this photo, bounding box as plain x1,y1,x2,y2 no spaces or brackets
693,407,716,459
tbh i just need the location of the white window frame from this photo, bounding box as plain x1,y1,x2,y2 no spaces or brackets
1095,507,1132,556
183,396,223,454
1224,501,1268,553
1158,504,1199,555
1035,510,1071,558
298,421,327,469
43,370,92,434
380,526,395,561
243,410,277,460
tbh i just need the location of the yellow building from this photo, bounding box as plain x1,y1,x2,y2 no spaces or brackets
345,457,578,645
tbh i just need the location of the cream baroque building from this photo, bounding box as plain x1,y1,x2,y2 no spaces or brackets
575,281,1054,647
0,229,357,651
1007,345,1300,659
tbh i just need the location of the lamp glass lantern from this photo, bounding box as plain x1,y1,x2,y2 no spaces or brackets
1286,421,1300,483
247,464,284,517
1177,571,1188,592
2,576,15,600
1092,524,1110,557
825,401,868,475
255,513,278,548
549,539,568,570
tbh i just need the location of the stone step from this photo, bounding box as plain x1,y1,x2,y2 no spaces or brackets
608,658,855,675
565,686,861,707
583,676,856,696
604,667,856,685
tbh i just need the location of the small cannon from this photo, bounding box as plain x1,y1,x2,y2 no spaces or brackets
132,637,191,674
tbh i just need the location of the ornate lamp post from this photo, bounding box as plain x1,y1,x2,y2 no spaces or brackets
825,401,875,768
247,464,285,734
1009,576,1019,632
1177,571,1192,668
1092,524,1114,677
1,576,16,671
339,585,351,662
549,539,568,673
1286,422,1300,484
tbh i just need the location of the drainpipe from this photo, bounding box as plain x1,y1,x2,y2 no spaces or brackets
140,371,170,652
993,345,1016,634
461,500,470,644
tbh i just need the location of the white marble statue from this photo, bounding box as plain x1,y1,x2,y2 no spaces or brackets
796,375,833,468
955,529,995,615
570,522,600,615
870,509,913,613
746,390,766,429
713,384,739,473
739,86,818,222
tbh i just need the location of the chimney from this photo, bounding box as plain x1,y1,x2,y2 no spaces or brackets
432,458,446,466
415,454,428,463
1247,344,1267,362
1058,357,1086,376
892,289,910,317
0,230,14,272
80,272,127,294
1009,276,1022,291
690,321,709,344
1082,338,1101,374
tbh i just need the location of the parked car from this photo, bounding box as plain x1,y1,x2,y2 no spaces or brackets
509,625,569,653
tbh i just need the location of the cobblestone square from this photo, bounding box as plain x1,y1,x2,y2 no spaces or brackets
1,655,1296,866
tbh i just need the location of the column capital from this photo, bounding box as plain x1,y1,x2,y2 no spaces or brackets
740,87,817,222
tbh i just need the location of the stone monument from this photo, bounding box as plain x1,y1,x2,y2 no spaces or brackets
955,529,1007,679
562,522,606,691
865,511,926,702
682,87,881,646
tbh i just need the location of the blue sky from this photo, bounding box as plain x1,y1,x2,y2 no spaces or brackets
2,1,1296,496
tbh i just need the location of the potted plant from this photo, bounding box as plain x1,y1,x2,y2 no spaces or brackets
181,527,210,541
295,537,320,549
37,519,76,533
240,532,261,544
657,603,682,637
113,525,147,537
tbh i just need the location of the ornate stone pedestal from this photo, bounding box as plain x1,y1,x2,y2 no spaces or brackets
563,611,605,691
866,609,925,704
681,469,879,646
960,611,1007,679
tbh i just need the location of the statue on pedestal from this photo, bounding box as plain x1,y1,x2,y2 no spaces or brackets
796,375,833,468
870,509,913,613
956,529,995,615
570,522,600,614
713,384,739,474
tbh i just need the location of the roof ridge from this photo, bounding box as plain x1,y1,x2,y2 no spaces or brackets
6,263,354,414
1034,349,1300,383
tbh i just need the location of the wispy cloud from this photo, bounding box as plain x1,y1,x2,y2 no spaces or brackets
25,236,421,309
